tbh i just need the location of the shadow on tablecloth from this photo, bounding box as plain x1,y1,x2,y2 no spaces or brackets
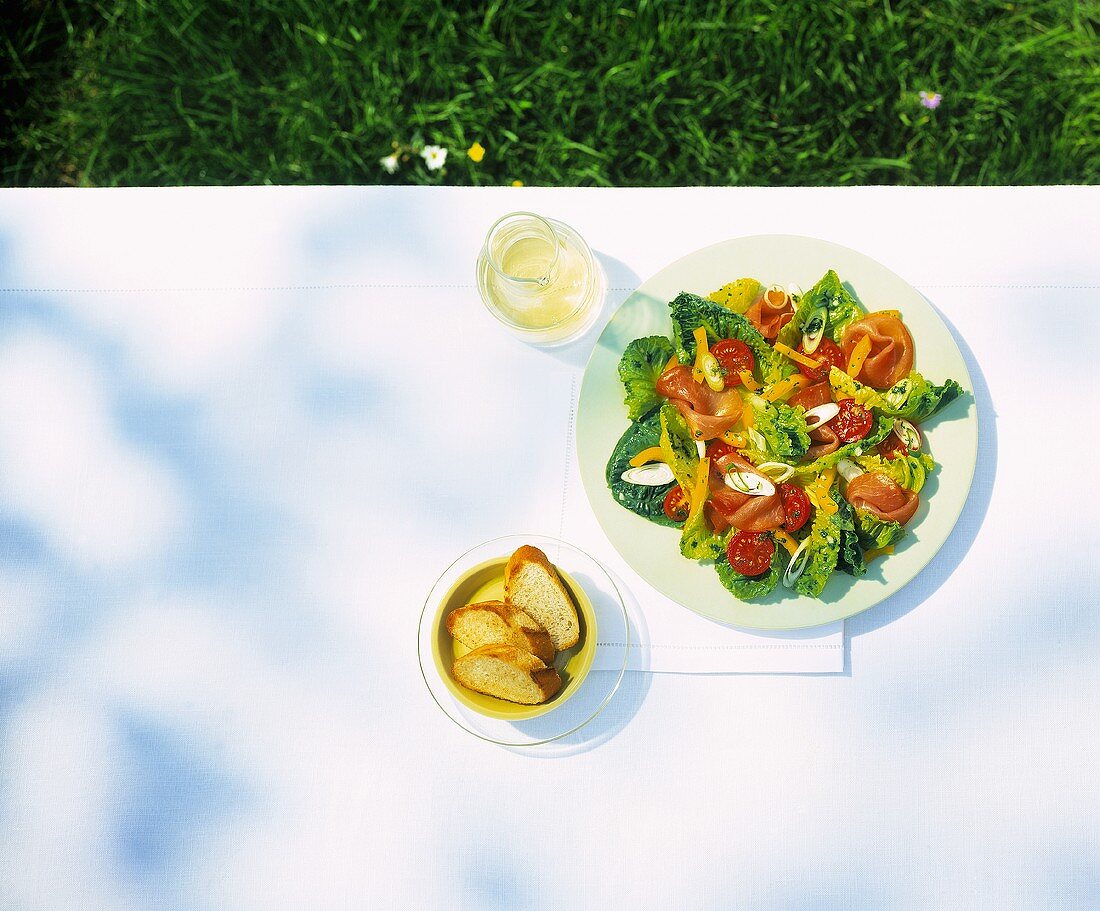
847,296,997,644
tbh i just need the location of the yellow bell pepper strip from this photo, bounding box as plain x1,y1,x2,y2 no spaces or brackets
773,529,800,557
662,353,680,374
762,373,810,403
845,335,872,378
692,327,710,385
682,456,711,516
738,370,761,392
807,467,838,515
773,341,822,372
740,404,755,428
865,545,895,561
721,430,746,447
628,446,667,469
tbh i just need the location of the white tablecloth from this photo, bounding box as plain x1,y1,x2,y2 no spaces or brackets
0,186,1096,910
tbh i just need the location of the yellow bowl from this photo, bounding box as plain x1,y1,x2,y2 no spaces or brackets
431,556,598,720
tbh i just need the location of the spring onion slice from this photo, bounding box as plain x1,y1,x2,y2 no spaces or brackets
620,463,676,486
757,461,795,483
803,402,840,429
801,306,828,354
782,536,813,588
894,419,921,451
724,470,775,497
836,458,864,484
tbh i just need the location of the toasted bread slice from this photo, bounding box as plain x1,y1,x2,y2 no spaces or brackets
446,600,555,664
452,644,562,705
503,545,580,651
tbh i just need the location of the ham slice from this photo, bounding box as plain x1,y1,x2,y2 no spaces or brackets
806,423,840,460
656,365,743,441
841,314,915,389
705,455,786,533
844,472,919,525
745,290,794,340
789,382,832,412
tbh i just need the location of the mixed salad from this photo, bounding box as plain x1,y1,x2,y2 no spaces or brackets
605,270,965,602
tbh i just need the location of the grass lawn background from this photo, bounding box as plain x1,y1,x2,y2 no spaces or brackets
3,0,1098,187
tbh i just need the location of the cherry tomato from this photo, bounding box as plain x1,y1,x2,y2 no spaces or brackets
712,339,755,385
663,485,691,523
830,398,874,442
779,483,812,532
707,440,739,461
796,338,845,382
727,530,775,577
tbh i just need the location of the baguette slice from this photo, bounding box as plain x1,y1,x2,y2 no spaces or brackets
503,545,580,651
452,644,562,705
446,600,555,664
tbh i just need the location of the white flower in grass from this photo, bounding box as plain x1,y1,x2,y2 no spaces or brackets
421,145,447,171
380,154,399,174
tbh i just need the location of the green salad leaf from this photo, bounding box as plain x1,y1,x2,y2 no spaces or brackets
618,335,675,421
879,372,964,422
604,412,678,526
777,269,865,348
855,508,907,550
827,366,885,409
793,508,843,597
854,452,935,492
680,495,724,560
669,292,789,384
715,536,787,601
708,277,762,314
750,398,811,462
829,366,962,423
831,491,866,578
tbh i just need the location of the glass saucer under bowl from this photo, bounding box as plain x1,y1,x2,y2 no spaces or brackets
418,534,629,746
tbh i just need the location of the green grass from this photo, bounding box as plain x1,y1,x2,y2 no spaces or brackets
3,0,1098,186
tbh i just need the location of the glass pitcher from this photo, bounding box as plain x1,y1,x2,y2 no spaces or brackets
475,212,604,346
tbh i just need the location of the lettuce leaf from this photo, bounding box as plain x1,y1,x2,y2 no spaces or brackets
715,537,787,601
830,365,962,423
854,452,935,492
669,292,789,384
793,508,843,597
679,489,724,560
855,508,907,550
827,366,885,409
658,403,699,492
618,335,675,421
605,412,678,526
777,269,865,348
831,491,866,578
879,372,963,422
750,399,811,462
708,277,762,314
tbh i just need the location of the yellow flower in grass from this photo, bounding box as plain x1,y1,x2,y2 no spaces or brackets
466,142,485,163
511,180,523,187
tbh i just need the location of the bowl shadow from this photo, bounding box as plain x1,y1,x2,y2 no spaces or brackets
505,566,652,758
